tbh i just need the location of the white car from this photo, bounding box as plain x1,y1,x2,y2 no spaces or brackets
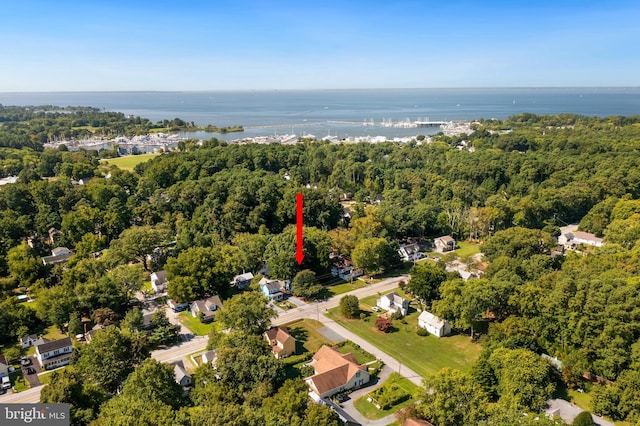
371,306,381,312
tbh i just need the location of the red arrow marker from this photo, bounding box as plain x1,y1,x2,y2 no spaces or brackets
296,193,304,265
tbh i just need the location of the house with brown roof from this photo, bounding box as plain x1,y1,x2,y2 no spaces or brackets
330,256,363,281
35,337,73,370
264,326,296,359
305,345,370,400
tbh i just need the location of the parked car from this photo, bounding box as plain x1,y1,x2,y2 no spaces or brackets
336,394,350,403
372,306,381,312
26,367,36,375
20,358,31,366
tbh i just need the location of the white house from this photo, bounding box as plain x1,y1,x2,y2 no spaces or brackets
558,225,604,249
398,243,421,262
418,311,451,337
230,272,254,290
36,337,73,370
0,355,10,390
330,256,363,281
150,270,168,293
202,350,218,366
191,295,223,322
42,247,74,266
20,334,38,349
434,236,456,253
377,292,409,316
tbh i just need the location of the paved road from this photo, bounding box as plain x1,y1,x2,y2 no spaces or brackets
0,275,408,404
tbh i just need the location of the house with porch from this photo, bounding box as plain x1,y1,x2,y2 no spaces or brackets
150,270,168,293
305,345,369,400
259,278,288,302
20,334,38,349
36,337,73,370
398,243,421,262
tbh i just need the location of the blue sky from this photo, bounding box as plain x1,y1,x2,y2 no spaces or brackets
1,0,639,91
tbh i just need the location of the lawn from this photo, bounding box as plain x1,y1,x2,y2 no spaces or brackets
327,304,482,378
10,369,29,392
285,318,335,354
354,372,420,420
177,312,218,336
336,340,376,364
38,367,66,385
431,241,482,261
326,280,368,297
99,153,159,171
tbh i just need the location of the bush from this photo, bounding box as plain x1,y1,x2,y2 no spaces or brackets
417,327,429,336
369,383,411,410
391,311,404,320
375,317,393,333
572,411,595,426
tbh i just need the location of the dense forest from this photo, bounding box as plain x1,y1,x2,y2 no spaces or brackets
2,106,640,424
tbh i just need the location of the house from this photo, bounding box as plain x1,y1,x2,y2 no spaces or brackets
41,247,74,266
403,419,435,426
35,337,73,370
150,270,168,293
167,299,189,312
20,334,38,348
0,354,9,379
418,311,451,337
377,292,409,316
330,256,364,281
398,243,421,262
0,355,10,390
202,350,218,366
191,295,223,323
260,278,287,302
264,326,296,359
173,362,192,387
434,236,456,253
305,345,370,400
558,225,604,249
230,272,254,290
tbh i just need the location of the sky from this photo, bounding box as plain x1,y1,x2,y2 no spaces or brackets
1,0,639,91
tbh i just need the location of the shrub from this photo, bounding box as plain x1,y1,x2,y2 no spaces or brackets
572,411,595,426
417,327,429,336
391,311,404,320
375,317,393,333
340,295,360,318
369,383,411,410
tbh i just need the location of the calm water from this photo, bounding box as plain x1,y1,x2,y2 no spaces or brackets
2,88,640,139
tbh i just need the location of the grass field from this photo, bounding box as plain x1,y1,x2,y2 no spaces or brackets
431,241,482,261
354,372,420,420
10,370,29,392
286,318,335,354
100,153,159,171
327,301,482,378
336,340,376,364
177,312,218,336
326,280,368,297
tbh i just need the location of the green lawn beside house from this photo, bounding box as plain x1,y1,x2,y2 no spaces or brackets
99,153,159,171
354,372,420,420
177,312,218,336
326,304,482,378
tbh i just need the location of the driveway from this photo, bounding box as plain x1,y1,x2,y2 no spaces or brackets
164,306,195,342
21,357,41,388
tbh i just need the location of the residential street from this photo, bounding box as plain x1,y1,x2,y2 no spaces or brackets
1,275,410,407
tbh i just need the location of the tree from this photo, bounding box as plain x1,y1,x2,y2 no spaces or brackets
121,307,143,332
73,327,149,393
264,226,333,279
339,295,359,318
482,227,555,262
406,262,447,307
7,242,44,285
351,237,397,277
488,347,554,411
572,411,595,426
40,367,106,426
216,292,276,335
119,358,184,409
92,395,176,426
106,225,168,271
292,269,324,300
418,368,488,426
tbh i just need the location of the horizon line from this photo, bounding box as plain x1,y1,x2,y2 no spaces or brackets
2,86,640,95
